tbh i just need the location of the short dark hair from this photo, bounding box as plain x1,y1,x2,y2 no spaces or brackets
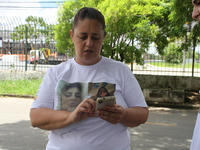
73,7,106,33
62,82,82,93
97,86,110,97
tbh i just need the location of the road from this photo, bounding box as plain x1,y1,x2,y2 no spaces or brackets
129,107,197,150
0,97,198,150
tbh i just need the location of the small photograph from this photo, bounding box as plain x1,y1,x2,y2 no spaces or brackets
88,82,116,101
57,81,86,112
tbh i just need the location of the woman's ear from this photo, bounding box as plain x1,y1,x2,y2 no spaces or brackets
70,30,73,39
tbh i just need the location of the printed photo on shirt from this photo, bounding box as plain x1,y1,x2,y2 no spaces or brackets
56,81,116,111
57,80,88,112
88,82,116,101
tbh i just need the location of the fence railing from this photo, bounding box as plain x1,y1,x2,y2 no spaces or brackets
1,55,200,77
1,16,200,77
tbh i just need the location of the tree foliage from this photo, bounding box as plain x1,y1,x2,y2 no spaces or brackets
53,0,100,57
11,16,52,50
54,0,169,63
164,43,182,63
166,0,200,64
170,0,200,52
99,0,165,63
10,0,200,65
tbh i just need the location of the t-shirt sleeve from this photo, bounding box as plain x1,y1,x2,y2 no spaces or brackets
190,112,200,150
122,65,147,108
31,68,57,109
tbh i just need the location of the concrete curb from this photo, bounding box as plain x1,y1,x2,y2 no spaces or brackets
147,102,200,110
0,94,35,99
1,94,199,110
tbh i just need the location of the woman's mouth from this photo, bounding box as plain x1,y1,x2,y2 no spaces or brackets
84,50,93,54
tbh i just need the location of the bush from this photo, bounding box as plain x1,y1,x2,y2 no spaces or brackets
0,70,45,80
0,70,44,96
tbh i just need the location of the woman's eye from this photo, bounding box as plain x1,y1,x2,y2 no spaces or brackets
79,36,87,40
93,37,100,40
75,93,81,98
65,93,72,97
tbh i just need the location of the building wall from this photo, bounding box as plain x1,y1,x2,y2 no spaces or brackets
135,74,200,91
134,75,200,103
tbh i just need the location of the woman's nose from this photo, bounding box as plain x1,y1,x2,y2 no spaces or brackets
70,94,76,99
192,6,199,19
86,38,93,47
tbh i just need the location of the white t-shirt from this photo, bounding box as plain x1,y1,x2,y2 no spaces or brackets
31,57,147,150
190,109,200,150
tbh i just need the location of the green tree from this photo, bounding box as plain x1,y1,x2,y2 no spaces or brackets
10,24,27,41
170,0,200,55
150,0,171,56
169,0,200,72
54,0,169,64
99,0,162,64
11,16,50,50
53,1,76,57
54,0,100,57
164,43,182,64
25,16,46,49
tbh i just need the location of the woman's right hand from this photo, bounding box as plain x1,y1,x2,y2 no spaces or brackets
69,98,96,123
30,98,96,130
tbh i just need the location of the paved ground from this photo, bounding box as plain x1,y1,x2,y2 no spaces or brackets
0,97,48,150
0,97,199,150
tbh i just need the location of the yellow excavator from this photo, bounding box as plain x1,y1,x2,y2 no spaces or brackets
29,47,63,65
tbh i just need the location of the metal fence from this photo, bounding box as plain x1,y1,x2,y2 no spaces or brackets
1,16,200,77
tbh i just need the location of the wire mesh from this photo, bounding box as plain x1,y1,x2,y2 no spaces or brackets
1,16,200,77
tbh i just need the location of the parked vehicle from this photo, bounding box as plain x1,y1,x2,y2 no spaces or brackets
30,49,66,65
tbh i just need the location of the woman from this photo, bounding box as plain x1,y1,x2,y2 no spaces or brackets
97,87,110,97
90,86,111,100
30,7,148,150
60,82,82,112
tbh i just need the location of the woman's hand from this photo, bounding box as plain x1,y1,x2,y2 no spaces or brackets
30,98,96,130
97,105,149,127
97,104,125,124
69,98,96,123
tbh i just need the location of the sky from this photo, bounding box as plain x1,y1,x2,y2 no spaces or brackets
0,0,66,27
0,0,64,18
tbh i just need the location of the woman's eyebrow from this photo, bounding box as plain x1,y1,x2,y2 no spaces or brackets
79,32,86,34
78,32,101,35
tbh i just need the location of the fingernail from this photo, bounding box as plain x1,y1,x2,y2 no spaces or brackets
105,107,109,110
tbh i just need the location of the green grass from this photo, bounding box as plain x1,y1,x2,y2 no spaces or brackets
0,79,42,96
148,62,200,68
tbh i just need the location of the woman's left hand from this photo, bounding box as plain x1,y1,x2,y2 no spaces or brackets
97,104,125,124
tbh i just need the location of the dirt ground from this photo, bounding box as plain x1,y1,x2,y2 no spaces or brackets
185,91,200,104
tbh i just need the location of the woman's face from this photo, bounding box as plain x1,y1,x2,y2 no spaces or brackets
98,88,107,97
70,19,105,66
192,0,200,22
61,87,82,111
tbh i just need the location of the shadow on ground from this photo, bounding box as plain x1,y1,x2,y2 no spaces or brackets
129,108,195,150
0,120,48,150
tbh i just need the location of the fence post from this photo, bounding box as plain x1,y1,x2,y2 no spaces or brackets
192,37,196,77
25,25,28,71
